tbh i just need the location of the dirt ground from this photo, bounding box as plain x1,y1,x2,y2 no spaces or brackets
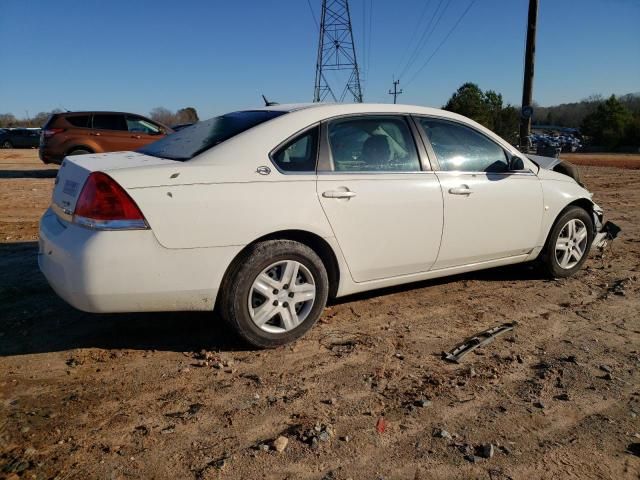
1,150,639,480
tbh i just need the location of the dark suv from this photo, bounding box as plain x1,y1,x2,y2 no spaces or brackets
39,111,172,164
1,128,41,149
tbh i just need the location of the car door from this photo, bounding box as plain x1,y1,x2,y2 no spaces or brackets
125,115,165,149
13,129,27,147
317,115,444,283
90,113,132,152
414,116,543,269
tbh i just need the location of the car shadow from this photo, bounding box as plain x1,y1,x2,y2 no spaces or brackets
0,242,243,357
0,169,58,179
0,241,546,357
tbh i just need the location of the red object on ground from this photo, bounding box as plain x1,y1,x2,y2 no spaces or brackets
376,416,386,434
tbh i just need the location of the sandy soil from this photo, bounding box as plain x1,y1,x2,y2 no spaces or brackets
1,150,639,480
561,153,640,170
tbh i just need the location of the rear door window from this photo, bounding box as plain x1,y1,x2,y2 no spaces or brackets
92,114,128,131
327,116,421,172
66,115,91,128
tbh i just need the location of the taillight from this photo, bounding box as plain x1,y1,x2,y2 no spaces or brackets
73,172,148,230
43,128,64,138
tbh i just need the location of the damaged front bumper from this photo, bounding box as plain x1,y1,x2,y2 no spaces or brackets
592,203,621,249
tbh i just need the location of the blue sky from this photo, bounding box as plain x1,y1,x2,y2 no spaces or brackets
1,0,638,119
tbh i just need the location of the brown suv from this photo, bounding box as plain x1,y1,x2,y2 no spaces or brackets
39,111,172,164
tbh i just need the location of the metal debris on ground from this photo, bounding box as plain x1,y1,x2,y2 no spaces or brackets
442,322,517,363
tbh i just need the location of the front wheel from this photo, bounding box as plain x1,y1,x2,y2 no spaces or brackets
541,206,594,278
218,240,329,348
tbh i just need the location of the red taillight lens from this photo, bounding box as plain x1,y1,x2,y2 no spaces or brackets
74,172,145,223
43,128,64,138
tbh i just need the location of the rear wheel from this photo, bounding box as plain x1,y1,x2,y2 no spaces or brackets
68,148,92,155
541,206,593,278
2,140,12,149
218,240,329,348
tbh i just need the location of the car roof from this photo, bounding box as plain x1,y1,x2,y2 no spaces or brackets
56,111,151,116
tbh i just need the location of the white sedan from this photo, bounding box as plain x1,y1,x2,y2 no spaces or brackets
39,103,610,347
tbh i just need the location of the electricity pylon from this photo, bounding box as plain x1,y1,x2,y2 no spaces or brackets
313,0,363,103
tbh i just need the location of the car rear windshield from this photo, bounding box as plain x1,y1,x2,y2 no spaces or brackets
138,110,286,161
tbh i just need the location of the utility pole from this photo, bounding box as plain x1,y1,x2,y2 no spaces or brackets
313,0,363,103
388,79,403,104
519,0,538,151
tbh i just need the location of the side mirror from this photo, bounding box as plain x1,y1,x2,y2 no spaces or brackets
508,154,526,171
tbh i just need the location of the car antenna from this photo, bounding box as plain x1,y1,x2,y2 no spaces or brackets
261,94,279,107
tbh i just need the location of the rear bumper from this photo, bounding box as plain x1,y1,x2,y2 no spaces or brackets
38,209,242,313
39,147,61,164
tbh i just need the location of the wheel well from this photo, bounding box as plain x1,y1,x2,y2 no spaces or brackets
565,198,594,216
218,230,341,306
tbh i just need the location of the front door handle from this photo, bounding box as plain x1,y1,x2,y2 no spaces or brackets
90,132,101,136
448,185,473,195
131,135,141,139
322,190,357,199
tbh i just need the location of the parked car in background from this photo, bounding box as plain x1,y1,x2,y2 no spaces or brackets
1,128,41,148
39,103,613,348
39,111,172,164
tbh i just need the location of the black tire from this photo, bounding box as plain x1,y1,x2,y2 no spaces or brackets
68,148,92,156
218,240,329,348
2,140,13,149
541,206,594,278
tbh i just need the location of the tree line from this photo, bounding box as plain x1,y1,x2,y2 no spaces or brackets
443,83,640,149
0,107,199,129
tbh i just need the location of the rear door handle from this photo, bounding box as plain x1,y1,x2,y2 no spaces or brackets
322,190,357,199
90,132,101,136
448,186,473,195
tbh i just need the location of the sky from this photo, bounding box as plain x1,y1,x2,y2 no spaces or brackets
0,0,638,120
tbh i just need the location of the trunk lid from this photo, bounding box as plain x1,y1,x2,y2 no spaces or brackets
51,151,178,216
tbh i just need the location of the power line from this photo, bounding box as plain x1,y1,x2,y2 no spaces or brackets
394,0,432,75
306,0,320,29
366,0,373,85
404,0,478,87
398,0,450,81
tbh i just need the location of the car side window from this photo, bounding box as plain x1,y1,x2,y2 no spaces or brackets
67,115,91,128
92,114,127,131
327,116,420,172
272,126,319,173
126,115,161,135
418,118,509,173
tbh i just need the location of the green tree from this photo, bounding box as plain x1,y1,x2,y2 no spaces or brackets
443,83,492,127
581,95,632,148
443,83,519,144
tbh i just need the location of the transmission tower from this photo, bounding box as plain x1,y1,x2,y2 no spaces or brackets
313,0,363,103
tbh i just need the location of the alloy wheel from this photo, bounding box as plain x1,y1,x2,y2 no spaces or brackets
555,218,588,269
248,260,316,334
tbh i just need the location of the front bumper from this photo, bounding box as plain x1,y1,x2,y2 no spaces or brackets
591,203,620,250
38,209,241,313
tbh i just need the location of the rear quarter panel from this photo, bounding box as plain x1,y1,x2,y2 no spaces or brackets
121,173,334,249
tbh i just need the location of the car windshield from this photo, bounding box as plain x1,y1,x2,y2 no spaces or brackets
138,110,286,161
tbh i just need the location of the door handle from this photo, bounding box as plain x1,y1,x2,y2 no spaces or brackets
90,132,101,136
322,190,357,199
448,185,473,195
131,135,141,139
